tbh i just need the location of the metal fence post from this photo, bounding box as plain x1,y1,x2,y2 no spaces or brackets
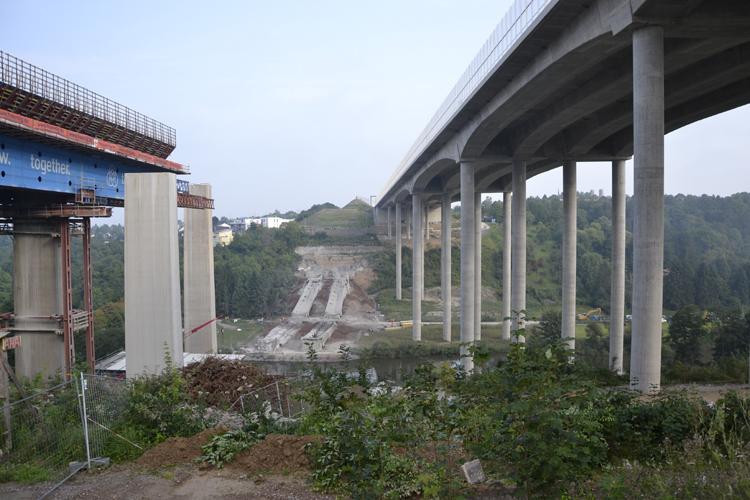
275,382,283,417
80,372,91,469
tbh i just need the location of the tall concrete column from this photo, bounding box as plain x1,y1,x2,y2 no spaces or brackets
406,205,411,240
441,192,452,342
387,206,392,239
562,161,577,350
611,160,627,374
12,219,65,380
125,173,183,377
396,203,402,300
474,192,482,341
502,192,512,340
630,26,664,393
422,205,426,293
184,183,217,354
412,194,423,341
460,161,475,371
512,161,527,341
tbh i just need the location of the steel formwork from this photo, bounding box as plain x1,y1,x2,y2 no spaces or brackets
0,51,176,158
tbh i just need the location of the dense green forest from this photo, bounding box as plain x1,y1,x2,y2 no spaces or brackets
369,192,750,315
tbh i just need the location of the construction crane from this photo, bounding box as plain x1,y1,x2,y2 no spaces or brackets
577,308,603,321
183,315,223,339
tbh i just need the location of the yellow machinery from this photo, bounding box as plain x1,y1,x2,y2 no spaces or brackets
577,308,603,320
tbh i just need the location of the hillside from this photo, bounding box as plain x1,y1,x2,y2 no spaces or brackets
303,199,373,228
369,192,750,318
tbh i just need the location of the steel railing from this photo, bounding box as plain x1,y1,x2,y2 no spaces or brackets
0,51,176,147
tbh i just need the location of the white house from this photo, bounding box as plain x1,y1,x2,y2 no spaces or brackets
229,217,262,232
261,216,292,229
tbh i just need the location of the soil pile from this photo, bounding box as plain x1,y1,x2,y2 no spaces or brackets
224,434,323,474
135,426,228,468
181,357,283,406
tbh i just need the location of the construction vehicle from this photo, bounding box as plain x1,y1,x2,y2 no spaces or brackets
577,308,603,321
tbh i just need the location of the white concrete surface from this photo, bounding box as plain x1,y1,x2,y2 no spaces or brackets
184,183,217,355
125,172,183,377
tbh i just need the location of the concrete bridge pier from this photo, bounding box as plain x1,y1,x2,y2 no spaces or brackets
412,194,423,341
630,26,665,393
502,192,512,340
422,205,427,293
396,203,402,300
442,192,452,341
610,160,626,374
406,204,411,240
184,183,217,354
562,161,577,349
12,219,66,380
387,206,392,239
474,192,482,341
511,161,527,341
125,173,183,377
460,161,475,371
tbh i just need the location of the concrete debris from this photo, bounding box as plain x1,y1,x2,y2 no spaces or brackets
461,459,486,484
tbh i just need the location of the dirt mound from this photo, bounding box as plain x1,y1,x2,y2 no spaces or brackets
224,434,323,474
135,426,228,468
181,357,283,407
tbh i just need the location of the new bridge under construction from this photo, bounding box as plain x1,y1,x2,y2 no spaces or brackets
0,51,218,380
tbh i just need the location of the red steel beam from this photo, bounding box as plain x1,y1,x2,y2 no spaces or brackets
60,219,75,379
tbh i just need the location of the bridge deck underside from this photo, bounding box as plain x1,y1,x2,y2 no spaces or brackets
380,0,750,207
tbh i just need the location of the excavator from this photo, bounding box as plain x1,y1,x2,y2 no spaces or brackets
577,308,603,321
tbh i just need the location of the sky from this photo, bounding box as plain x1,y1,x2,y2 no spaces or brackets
3,0,749,223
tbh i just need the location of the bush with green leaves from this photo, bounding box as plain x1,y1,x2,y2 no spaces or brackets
124,346,212,442
466,334,608,499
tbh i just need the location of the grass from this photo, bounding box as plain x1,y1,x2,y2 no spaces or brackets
358,323,511,359
376,288,441,322
304,201,374,229
217,320,265,354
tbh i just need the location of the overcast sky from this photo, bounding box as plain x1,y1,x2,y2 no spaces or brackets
4,0,748,223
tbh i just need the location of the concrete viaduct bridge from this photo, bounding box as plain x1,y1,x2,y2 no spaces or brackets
374,0,750,392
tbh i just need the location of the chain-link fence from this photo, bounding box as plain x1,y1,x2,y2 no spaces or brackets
0,379,87,487
230,379,309,419
81,374,136,464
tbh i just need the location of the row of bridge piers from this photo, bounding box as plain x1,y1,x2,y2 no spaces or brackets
380,26,667,392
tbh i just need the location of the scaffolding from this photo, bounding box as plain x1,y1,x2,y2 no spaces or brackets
0,51,176,158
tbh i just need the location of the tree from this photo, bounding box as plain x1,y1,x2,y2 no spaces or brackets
663,258,695,310
528,309,562,350
713,310,749,360
667,305,709,364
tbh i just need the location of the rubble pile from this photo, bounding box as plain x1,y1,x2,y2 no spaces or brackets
181,357,283,407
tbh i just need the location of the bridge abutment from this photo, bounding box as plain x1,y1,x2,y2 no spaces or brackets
630,26,665,393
